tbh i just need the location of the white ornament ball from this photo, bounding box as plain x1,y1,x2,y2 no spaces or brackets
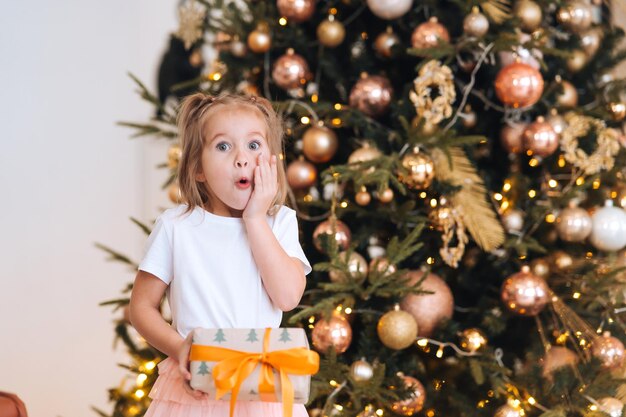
556,202,592,242
598,398,624,417
502,209,524,234
366,0,413,20
589,200,626,251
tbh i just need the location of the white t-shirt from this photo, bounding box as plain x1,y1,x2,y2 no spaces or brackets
138,204,312,338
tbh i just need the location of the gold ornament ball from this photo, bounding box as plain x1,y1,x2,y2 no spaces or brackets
463,7,489,37
349,74,393,117
566,49,588,72
329,251,368,284
369,257,397,277
500,122,527,153
377,309,418,350
398,148,435,190
557,0,593,33
378,187,394,203
350,359,374,382
272,49,310,90
317,18,345,48
592,331,625,369
277,0,316,23
391,375,426,416
494,404,524,417
556,202,592,242
302,125,338,163
312,313,352,354
411,17,450,50
551,250,574,271
608,102,626,122
580,28,602,57
286,158,317,190
556,80,578,108
400,270,454,337
495,62,544,108
513,0,543,32
355,188,372,206
598,398,624,417
459,328,488,353
523,117,559,158
501,266,550,316
530,258,551,278
247,28,271,53
313,218,351,253
168,144,182,169
168,182,183,204
374,28,401,58
542,346,579,378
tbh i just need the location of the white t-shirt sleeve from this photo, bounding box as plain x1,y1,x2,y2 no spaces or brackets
274,207,312,275
138,215,173,284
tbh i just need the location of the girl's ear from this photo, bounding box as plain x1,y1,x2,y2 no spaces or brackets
195,171,206,182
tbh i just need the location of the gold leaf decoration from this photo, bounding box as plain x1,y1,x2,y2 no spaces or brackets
480,0,512,24
431,147,505,251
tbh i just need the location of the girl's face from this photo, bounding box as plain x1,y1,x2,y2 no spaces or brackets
196,105,270,217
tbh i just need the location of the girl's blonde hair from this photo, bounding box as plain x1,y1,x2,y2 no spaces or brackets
177,92,287,216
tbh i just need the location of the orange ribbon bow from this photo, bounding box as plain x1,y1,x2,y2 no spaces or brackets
189,328,320,417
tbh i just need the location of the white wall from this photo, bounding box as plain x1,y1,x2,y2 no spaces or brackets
0,1,176,416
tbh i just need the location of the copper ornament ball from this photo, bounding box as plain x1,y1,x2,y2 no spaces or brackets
247,28,271,53
378,187,394,203
313,218,351,252
391,375,426,416
495,62,544,108
377,309,418,350
523,117,559,158
374,28,401,58
542,346,579,378
349,74,393,117
530,258,551,278
500,266,550,316
398,148,435,190
355,188,372,206
276,0,316,23
411,17,450,50
400,270,454,337
556,80,578,108
592,332,625,369
286,158,317,190
302,125,338,163
317,18,345,48
546,111,567,135
551,250,574,271
311,313,352,354
500,122,527,153
557,0,593,33
329,251,368,284
272,49,310,90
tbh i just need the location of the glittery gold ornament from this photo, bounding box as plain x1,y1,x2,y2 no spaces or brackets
329,251,368,284
501,266,550,316
400,270,454,337
513,0,542,32
556,200,592,242
592,331,625,369
247,25,271,53
411,17,450,51
542,346,579,378
312,313,352,354
495,62,544,108
349,73,393,117
378,307,418,350
398,147,435,190
317,16,345,48
277,0,316,22
272,49,310,90
302,125,338,163
374,27,401,58
350,359,374,382
463,7,489,37
608,102,626,122
286,158,317,190
459,328,488,353
175,0,206,49
523,116,559,158
168,144,182,169
355,187,372,206
391,375,426,416
556,80,578,108
313,217,351,252
557,0,593,33
500,122,527,153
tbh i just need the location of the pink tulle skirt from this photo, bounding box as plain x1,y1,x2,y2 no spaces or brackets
145,358,310,417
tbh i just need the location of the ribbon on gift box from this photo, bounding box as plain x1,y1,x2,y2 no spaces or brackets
189,328,319,417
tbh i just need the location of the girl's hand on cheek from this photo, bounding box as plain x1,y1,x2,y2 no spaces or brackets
243,153,278,220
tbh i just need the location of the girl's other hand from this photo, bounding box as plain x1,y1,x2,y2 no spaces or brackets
177,332,208,400
243,153,278,220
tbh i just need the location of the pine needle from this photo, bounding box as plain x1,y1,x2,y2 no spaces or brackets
432,147,505,251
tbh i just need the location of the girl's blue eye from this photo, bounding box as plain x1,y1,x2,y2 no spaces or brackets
216,142,230,151
249,141,261,150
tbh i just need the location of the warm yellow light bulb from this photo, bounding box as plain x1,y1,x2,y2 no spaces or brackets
427,257,435,265
145,361,156,371
548,179,558,188
344,307,352,314
436,346,444,358
576,177,585,186
573,292,581,299
528,189,536,198
529,158,539,167
311,94,318,103
135,389,145,399
545,213,556,223
301,116,310,124
494,193,503,201
136,373,147,386
331,118,342,126
334,103,342,110
279,17,287,25
503,182,512,192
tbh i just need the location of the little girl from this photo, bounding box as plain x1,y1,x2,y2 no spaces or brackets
129,93,312,417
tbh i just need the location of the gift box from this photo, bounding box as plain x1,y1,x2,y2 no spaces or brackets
189,327,319,417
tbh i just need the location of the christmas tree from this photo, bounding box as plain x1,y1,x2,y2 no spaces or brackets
100,1,626,417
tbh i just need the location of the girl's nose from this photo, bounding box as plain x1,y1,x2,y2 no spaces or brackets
235,156,248,168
